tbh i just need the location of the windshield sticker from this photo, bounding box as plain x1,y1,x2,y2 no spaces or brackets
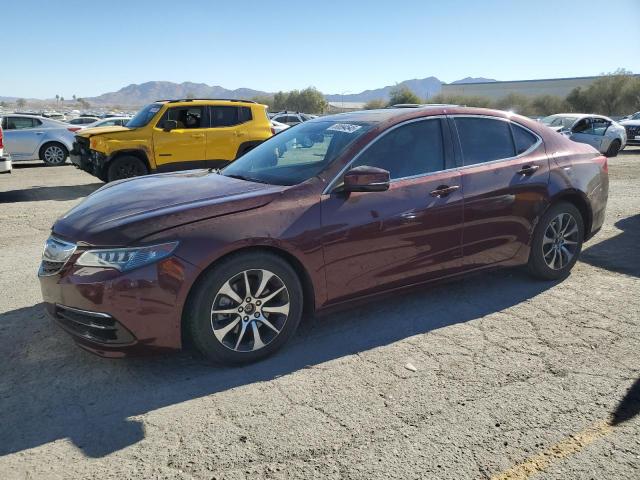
149,107,161,113
327,123,362,133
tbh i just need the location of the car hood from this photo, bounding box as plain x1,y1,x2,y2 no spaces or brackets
53,170,286,246
77,126,130,137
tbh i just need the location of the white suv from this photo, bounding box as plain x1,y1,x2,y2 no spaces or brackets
0,123,12,174
270,112,316,126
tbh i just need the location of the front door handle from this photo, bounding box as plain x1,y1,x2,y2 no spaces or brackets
191,133,204,138
429,185,460,198
517,165,540,176
236,131,247,137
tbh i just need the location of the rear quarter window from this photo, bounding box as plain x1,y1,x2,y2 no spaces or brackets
512,124,538,154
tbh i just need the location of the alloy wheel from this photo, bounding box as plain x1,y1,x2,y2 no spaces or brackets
542,212,579,270
210,269,290,352
44,145,66,164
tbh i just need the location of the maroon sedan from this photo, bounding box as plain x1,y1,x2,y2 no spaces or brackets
38,107,609,364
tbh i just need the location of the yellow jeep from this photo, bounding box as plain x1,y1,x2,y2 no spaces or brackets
70,99,273,182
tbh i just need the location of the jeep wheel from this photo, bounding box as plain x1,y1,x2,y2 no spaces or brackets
107,156,148,182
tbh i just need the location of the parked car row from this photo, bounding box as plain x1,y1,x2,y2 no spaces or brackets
38,105,610,365
619,111,640,147
0,122,12,174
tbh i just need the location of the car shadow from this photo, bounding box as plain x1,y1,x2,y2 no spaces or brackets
611,377,640,426
619,147,640,155
0,268,556,458
11,161,72,169
580,215,640,278
0,183,102,203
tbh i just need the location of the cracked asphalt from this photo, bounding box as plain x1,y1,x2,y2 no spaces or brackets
0,151,639,479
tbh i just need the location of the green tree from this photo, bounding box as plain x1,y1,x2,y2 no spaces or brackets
72,94,77,102
60,96,64,103
55,94,59,104
364,99,387,109
0,101,7,108
530,95,568,116
387,86,421,106
271,87,327,114
251,94,275,109
494,93,531,115
16,98,27,109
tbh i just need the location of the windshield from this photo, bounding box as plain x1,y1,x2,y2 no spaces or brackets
222,120,374,186
127,103,163,128
541,115,578,128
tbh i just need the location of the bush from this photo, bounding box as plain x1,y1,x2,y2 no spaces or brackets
271,87,328,114
387,86,421,106
364,99,387,110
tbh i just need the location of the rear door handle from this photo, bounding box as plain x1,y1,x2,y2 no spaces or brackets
236,131,247,137
35,132,44,135
429,185,460,198
517,165,540,176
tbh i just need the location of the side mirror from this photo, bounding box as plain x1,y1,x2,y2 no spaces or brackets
163,120,178,132
341,166,390,193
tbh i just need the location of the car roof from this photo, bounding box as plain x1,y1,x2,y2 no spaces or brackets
154,98,259,107
310,106,525,124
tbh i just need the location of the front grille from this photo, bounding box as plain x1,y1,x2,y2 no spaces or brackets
75,136,90,156
54,305,135,345
625,125,639,135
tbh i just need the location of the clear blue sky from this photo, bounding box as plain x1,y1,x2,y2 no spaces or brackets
3,0,639,98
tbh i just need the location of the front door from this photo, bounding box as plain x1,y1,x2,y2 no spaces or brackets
570,116,607,151
451,116,550,268
152,106,206,168
321,118,464,303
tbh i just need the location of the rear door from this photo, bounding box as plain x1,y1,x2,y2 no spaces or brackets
1,116,42,158
204,106,247,162
152,105,206,168
451,115,549,268
321,117,464,303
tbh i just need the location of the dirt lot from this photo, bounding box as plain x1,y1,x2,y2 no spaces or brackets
0,151,639,480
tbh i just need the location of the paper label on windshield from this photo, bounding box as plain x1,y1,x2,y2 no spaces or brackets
327,123,362,133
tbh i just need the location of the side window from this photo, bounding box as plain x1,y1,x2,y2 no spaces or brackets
7,117,35,130
512,124,538,154
156,107,204,129
572,118,591,134
591,118,610,136
455,117,515,165
239,107,253,123
350,119,445,180
210,106,239,127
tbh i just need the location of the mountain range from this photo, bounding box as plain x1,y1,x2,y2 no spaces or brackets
84,76,496,105
1,77,497,106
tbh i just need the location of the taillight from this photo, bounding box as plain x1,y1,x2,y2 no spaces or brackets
68,127,81,133
596,155,608,174
0,128,3,149
270,127,276,135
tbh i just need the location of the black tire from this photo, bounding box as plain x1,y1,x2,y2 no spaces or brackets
605,139,621,158
39,142,68,166
185,252,303,365
528,202,584,280
107,155,148,182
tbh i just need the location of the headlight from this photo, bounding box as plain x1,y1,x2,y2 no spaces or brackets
76,242,178,272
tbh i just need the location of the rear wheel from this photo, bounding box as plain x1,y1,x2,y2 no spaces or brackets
605,139,621,158
40,142,68,166
528,202,584,280
107,155,148,182
186,252,303,365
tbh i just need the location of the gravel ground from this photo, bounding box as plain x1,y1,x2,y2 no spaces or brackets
0,151,638,480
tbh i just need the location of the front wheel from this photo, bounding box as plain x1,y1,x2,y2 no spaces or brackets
528,202,584,280
106,155,148,182
40,143,68,166
185,252,303,365
605,139,621,158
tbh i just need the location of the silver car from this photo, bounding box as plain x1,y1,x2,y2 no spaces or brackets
541,113,627,157
0,114,75,165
